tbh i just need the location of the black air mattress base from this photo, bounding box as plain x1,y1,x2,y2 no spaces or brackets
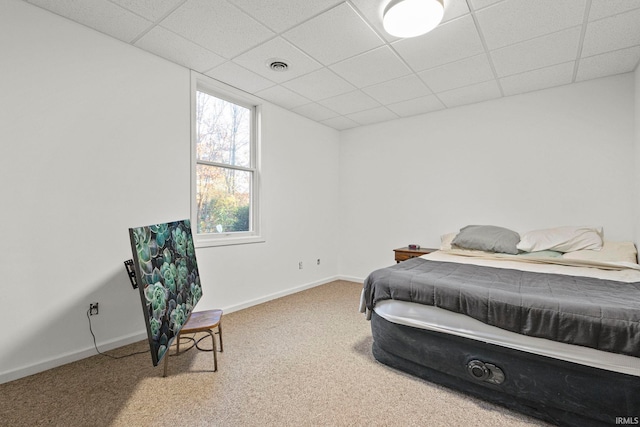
371,311,640,427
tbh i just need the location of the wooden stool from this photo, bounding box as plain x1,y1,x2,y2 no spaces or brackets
163,309,223,377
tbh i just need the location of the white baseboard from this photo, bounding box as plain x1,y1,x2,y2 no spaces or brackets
0,276,341,384
337,275,365,284
0,331,147,385
221,275,340,314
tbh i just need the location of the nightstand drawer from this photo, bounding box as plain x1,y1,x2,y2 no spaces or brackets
393,247,437,263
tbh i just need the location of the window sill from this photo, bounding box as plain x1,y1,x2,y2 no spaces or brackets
195,234,265,248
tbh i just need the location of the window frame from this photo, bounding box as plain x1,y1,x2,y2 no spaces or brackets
190,71,263,248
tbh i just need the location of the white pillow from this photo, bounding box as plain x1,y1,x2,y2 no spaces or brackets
517,226,604,253
562,241,637,264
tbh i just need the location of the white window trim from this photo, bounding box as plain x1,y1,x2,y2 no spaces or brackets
190,71,264,248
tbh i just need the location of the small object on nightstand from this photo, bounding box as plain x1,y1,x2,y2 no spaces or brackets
408,244,420,250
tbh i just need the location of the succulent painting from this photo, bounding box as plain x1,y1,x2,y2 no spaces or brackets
129,219,203,366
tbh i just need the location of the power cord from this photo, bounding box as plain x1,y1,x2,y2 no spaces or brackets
86,309,148,359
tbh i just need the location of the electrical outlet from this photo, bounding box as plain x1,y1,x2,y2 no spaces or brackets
89,302,99,316
298,261,303,269
317,259,321,265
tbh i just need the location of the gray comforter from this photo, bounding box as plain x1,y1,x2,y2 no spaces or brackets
363,258,640,357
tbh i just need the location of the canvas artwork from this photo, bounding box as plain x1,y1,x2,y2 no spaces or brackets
129,219,203,366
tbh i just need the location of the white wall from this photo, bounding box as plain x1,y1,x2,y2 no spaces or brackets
0,1,340,383
339,74,637,280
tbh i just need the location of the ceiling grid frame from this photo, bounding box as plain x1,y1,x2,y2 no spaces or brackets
23,0,640,130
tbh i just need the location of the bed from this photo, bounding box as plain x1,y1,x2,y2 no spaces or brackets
361,226,640,427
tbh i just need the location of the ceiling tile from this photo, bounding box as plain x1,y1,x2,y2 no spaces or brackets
282,3,383,65
205,61,276,93
281,68,354,101
135,27,225,72
468,0,504,11
330,46,411,88
362,74,432,105
227,0,342,33
109,0,184,22
576,46,640,81
232,37,322,83
418,54,494,93
159,0,274,59
292,102,340,122
386,95,446,117
476,0,587,50
581,7,640,57
348,0,397,43
442,0,471,23
490,26,581,77
588,0,640,21
347,107,398,126
500,61,575,96
27,0,152,43
392,14,484,72
255,85,310,109
437,80,502,108
321,116,359,130
318,90,380,115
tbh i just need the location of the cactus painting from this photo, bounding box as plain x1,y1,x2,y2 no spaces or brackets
129,219,202,366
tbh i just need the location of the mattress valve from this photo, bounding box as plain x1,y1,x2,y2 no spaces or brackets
467,360,505,385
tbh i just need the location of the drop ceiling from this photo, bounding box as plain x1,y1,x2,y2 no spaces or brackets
24,0,640,130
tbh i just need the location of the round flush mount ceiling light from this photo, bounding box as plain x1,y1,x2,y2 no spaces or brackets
383,0,444,38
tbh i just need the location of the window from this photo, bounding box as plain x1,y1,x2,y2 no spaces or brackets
191,73,262,247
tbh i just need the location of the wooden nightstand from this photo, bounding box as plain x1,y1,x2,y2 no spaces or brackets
394,247,437,263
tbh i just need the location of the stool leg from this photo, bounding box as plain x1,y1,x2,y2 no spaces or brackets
217,322,223,352
206,330,218,372
163,352,169,377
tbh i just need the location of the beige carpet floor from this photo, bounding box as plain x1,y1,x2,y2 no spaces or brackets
0,280,550,426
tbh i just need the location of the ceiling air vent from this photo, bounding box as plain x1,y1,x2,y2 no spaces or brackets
267,59,289,72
